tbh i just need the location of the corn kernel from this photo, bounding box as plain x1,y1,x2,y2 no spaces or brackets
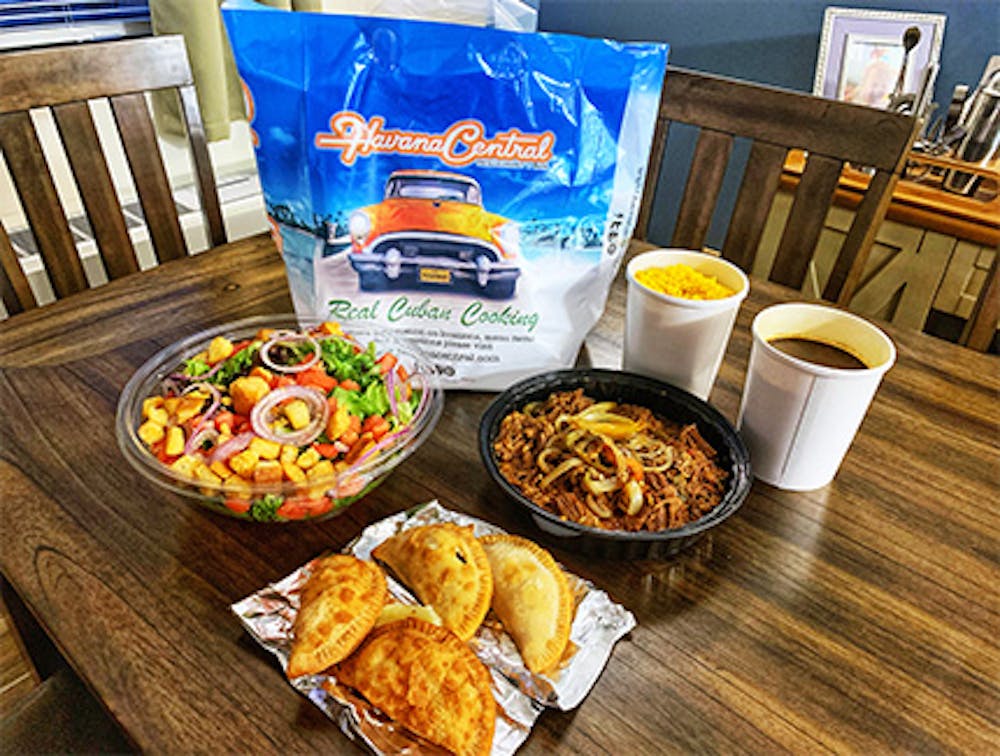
164,426,185,457
248,437,282,460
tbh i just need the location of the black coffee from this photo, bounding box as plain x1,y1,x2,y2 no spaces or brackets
768,337,868,369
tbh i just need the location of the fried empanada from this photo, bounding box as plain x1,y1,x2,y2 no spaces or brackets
479,534,573,674
374,601,442,628
286,554,387,678
333,618,495,756
372,523,492,641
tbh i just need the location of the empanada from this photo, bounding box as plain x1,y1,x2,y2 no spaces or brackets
479,534,573,674
286,554,387,678
332,618,495,756
372,523,492,641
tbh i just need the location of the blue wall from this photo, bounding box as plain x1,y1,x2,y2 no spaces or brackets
537,0,999,245
538,0,997,110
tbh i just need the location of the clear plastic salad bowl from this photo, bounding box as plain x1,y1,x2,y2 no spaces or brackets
116,315,443,522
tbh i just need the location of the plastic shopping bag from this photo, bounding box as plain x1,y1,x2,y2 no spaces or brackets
222,0,667,389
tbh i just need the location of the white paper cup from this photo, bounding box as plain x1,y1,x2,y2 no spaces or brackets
737,302,896,491
624,249,749,400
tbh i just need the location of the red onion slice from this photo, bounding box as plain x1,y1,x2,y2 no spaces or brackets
385,366,399,418
250,385,329,447
184,426,220,457
209,431,255,464
260,332,320,374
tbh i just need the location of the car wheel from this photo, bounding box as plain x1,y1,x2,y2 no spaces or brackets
484,278,516,299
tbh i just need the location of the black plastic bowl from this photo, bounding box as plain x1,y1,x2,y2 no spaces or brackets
479,369,752,559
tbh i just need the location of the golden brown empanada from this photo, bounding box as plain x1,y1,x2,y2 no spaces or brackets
286,554,387,678
374,601,442,628
332,618,495,756
479,534,573,674
372,523,492,641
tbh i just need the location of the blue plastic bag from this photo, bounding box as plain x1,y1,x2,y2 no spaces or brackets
223,0,667,389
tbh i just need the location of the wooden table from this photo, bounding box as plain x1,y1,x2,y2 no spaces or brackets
1,234,997,753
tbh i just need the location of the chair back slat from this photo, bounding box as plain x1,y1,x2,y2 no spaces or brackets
962,253,999,351
0,112,88,298
660,68,914,171
722,140,788,270
672,129,732,250
0,36,193,112
179,85,226,247
823,170,895,303
770,154,843,290
52,102,140,280
1,226,36,314
110,92,187,263
0,35,227,315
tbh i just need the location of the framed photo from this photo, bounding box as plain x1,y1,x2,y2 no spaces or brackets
813,7,946,116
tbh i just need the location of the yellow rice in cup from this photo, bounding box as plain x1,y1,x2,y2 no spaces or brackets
634,263,735,300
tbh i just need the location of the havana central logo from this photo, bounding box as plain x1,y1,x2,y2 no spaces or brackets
314,111,555,168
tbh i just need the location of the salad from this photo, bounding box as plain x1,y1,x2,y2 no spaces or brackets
134,321,428,521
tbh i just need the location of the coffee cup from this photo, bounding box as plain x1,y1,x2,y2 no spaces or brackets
624,249,749,400
737,302,896,491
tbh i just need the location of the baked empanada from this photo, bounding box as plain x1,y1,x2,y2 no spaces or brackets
372,523,492,641
286,554,387,678
479,534,573,674
332,618,495,756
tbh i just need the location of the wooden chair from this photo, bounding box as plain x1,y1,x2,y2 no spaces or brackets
961,250,998,352
0,35,226,315
634,66,921,306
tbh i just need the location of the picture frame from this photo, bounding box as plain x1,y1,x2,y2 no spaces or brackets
813,7,946,117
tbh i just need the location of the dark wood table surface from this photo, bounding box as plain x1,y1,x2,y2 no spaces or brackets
1,234,997,753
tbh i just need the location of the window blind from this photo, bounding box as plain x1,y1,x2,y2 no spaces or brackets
0,1,151,51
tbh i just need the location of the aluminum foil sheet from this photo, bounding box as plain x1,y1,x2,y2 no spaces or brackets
232,500,637,754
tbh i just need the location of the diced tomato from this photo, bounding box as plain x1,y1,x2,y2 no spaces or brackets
369,417,391,441
224,499,251,515
296,367,336,392
312,442,340,458
339,378,360,392
348,414,362,434
326,396,338,414
362,415,391,440
231,339,252,353
377,353,398,375
279,496,333,519
271,374,296,390
339,429,359,448
396,364,409,382
214,411,236,431
276,500,308,520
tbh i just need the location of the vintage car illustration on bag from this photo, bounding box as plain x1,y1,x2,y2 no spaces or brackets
347,169,521,299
